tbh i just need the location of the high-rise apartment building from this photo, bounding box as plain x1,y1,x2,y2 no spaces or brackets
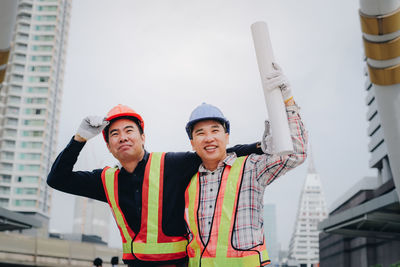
0,0,71,233
288,153,327,267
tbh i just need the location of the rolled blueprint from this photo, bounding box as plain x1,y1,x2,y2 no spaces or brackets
251,21,293,155
0,0,18,83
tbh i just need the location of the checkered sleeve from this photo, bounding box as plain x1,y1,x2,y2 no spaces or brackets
251,104,308,187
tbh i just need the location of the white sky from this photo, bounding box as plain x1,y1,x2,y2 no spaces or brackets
49,0,376,250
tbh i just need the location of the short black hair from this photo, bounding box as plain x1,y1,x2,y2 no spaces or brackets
104,116,143,143
111,256,119,264
93,257,102,266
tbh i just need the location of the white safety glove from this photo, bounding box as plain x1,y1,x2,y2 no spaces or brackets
260,120,274,154
263,62,293,103
76,116,109,141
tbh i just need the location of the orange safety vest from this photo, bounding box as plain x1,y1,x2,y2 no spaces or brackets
184,156,270,267
102,152,188,262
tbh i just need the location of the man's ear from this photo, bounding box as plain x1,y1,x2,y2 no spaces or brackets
106,142,111,152
141,133,146,148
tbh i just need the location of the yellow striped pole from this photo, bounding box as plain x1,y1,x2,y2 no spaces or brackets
359,1,400,199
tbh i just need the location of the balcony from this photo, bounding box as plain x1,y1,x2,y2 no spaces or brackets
13,54,27,63
16,25,30,34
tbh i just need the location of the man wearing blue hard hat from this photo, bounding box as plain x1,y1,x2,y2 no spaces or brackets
184,64,308,266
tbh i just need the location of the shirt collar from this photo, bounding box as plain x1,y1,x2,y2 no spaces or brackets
119,150,149,174
198,152,237,173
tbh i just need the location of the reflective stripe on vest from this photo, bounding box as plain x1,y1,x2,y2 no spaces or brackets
102,152,187,262
184,156,270,267
102,167,135,260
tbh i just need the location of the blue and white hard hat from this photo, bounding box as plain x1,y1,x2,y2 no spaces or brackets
185,103,230,139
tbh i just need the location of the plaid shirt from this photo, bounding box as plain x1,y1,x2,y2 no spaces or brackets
197,104,307,249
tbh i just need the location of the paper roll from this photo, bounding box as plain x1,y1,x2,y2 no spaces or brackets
251,21,293,155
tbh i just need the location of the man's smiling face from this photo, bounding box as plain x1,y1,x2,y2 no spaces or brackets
190,119,229,170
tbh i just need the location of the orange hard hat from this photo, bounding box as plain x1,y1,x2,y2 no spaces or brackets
102,104,144,142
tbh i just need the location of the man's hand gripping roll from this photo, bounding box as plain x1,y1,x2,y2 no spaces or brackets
263,62,293,105
260,62,294,153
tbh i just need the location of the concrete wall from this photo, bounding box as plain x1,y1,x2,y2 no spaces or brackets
320,233,400,267
0,232,123,267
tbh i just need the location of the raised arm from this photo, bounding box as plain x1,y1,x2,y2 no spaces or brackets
252,64,308,186
47,116,109,201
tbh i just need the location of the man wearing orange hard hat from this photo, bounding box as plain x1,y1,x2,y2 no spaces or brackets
47,104,262,267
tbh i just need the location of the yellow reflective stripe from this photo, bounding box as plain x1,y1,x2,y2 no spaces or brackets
215,157,246,256
122,242,131,252
187,174,202,265
261,249,269,263
201,254,261,267
146,152,162,243
104,168,132,252
132,239,188,254
187,174,199,238
188,260,197,267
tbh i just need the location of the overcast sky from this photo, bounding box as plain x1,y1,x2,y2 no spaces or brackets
49,0,376,250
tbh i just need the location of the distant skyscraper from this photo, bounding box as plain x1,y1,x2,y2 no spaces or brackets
0,0,71,233
73,197,111,243
263,203,279,265
288,151,327,266
72,142,111,243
